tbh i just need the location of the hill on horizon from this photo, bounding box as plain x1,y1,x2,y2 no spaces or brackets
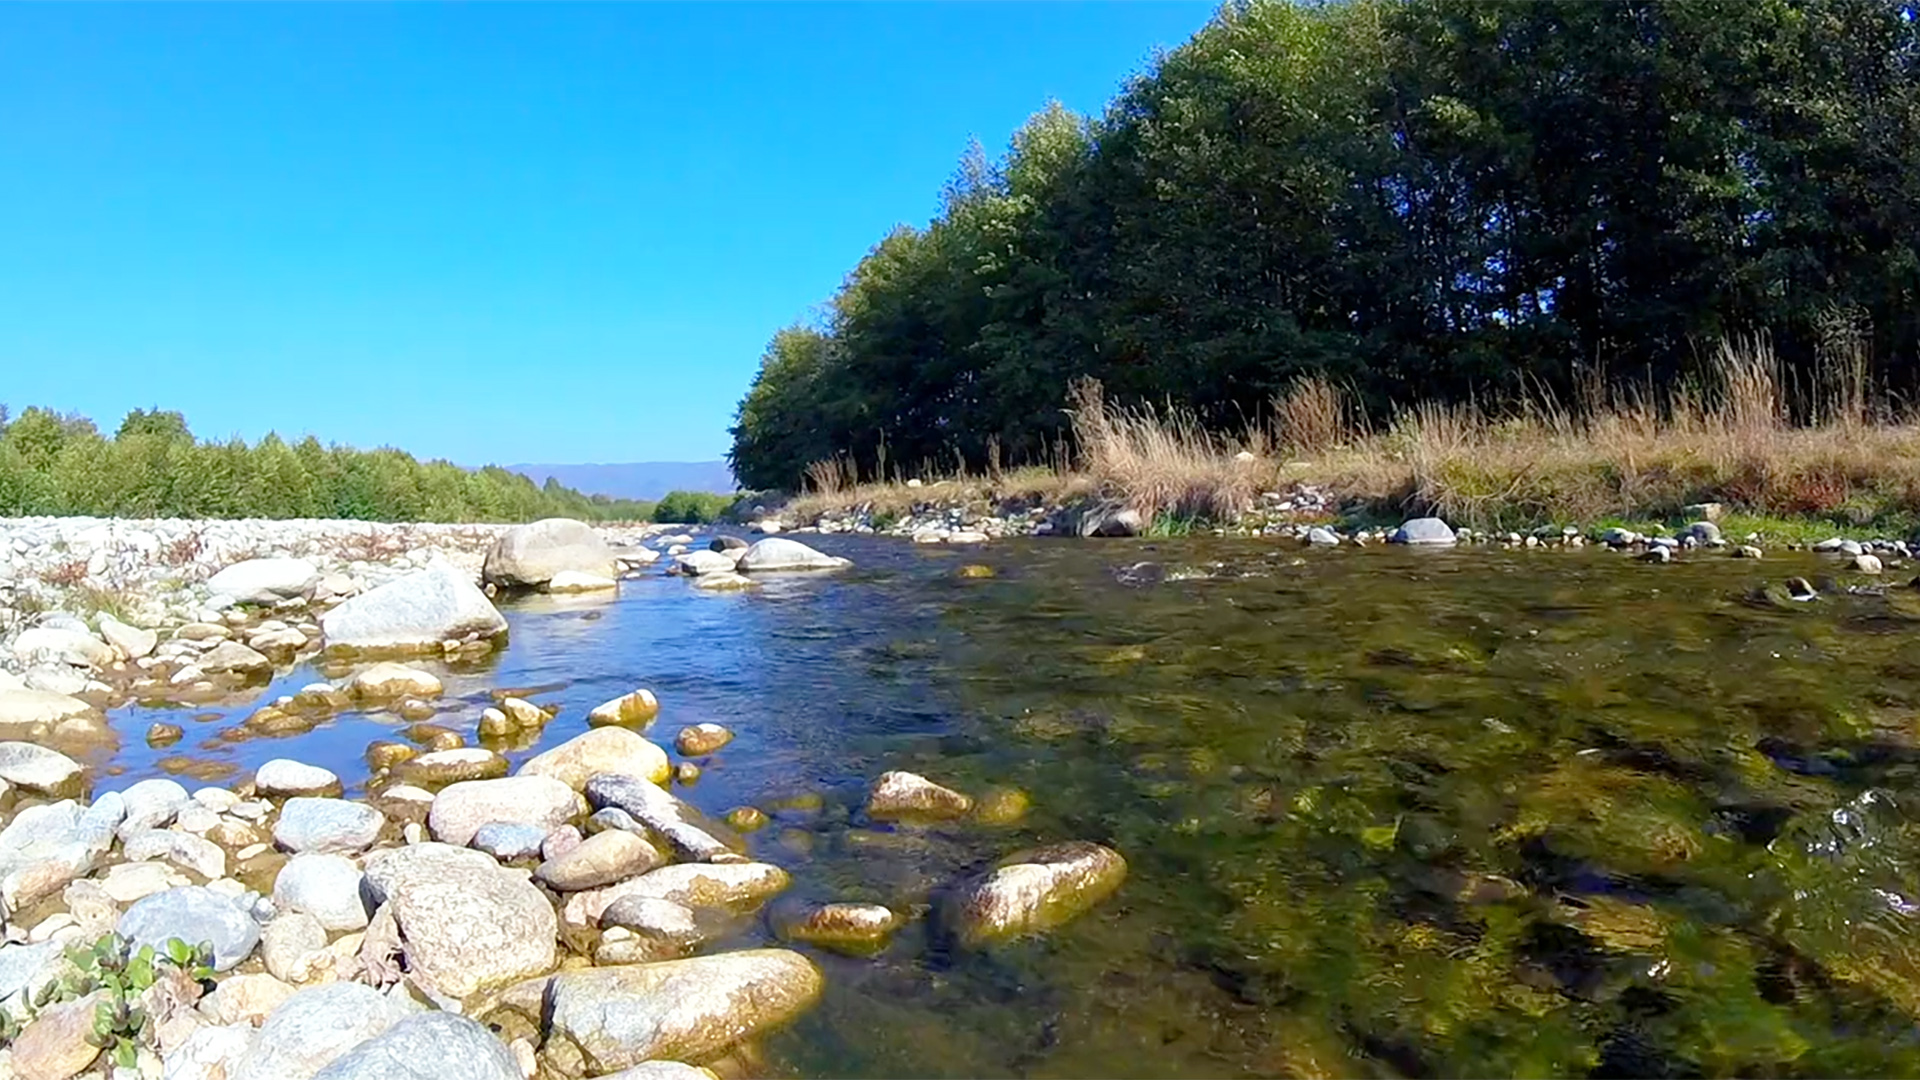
506,461,736,502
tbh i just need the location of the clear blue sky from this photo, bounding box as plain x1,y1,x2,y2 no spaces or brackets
0,3,1212,466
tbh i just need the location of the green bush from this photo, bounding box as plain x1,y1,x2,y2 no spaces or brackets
651,490,734,524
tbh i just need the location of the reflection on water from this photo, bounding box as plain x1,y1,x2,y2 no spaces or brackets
104,536,1920,1076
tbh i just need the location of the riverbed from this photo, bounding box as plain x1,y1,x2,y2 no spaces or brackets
100,534,1920,1076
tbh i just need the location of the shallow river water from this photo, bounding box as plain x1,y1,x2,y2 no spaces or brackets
101,535,1920,1077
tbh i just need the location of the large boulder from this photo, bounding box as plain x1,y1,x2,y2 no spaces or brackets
208,557,321,605
943,841,1126,946
483,518,616,589
228,982,412,1080
427,775,582,847
320,563,508,656
10,626,115,669
1388,517,1456,546
670,550,737,577
735,538,851,573
361,843,557,999
118,886,261,971
519,728,670,790
0,741,84,797
541,950,822,1074
311,1011,522,1080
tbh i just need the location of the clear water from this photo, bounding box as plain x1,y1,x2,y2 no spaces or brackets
101,535,1920,1077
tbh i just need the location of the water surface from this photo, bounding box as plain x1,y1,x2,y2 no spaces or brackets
106,536,1920,1077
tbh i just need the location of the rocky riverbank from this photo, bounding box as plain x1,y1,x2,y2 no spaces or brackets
0,518,1126,1079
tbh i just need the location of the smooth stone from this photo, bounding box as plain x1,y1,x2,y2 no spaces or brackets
200,972,300,1026
735,537,851,572
1856,553,1885,574
274,798,387,854
866,770,973,820
273,853,371,931
471,822,550,861
98,613,158,660
119,885,261,970
228,982,411,1080
11,991,104,1080
542,950,823,1073
547,570,618,593
542,824,584,862
122,829,226,879
482,518,616,588
673,723,733,757
360,843,557,1000
119,777,191,834
393,748,507,787
162,1023,257,1080
310,1011,522,1080
595,1065,719,1080
101,860,188,904
207,557,321,605
1306,526,1340,546
587,689,660,729
261,911,330,984
519,727,670,790
584,775,737,863
775,901,901,954
256,759,343,798
596,897,719,960
350,663,443,701
11,627,115,669
535,829,663,892
945,840,1127,946
0,741,85,797
562,863,789,931
428,775,582,847
199,640,275,677
670,550,737,577
0,799,119,912
320,563,508,655
146,722,185,747
1388,517,1456,545
1679,520,1722,545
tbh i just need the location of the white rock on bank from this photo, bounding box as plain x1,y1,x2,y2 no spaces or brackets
482,518,616,589
320,563,508,655
207,557,321,605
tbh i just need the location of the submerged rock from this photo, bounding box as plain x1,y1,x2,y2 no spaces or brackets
774,901,901,955
866,770,973,821
944,840,1127,946
548,570,618,593
541,950,823,1074
394,748,508,787
321,563,508,655
674,723,733,757
350,662,443,701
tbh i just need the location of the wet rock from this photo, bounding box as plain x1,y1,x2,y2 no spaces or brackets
671,550,738,577
119,885,261,970
548,570,618,593
945,841,1127,946
585,775,736,862
692,571,757,591
122,829,226,879
146,722,184,747
542,950,823,1074
587,689,660,729
350,662,443,701
256,759,344,799
563,863,789,930
260,911,330,984
1679,521,1722,545
1079,502,1143,538
1639,545,1673,564
972,787,1030,825
428,775,582,848
294,683,353,711
1788,577,1820,601
98,612,158,660
200,640,274,678
365,741,418,774
735,538,851,572
674,762,701,786
775,901,901,955
0,741,84,797
320,563,508,656
1306,526,1340,547
1856,553,1885,574
866,770,973,821
1735,545,1764,559
310,1010,522,1080
483,518,616,589
394,748,507,787
395,698,436,722
11,991,104,1080
274,797,387,854
535,829,663,892
518,726,669,790
227,982,411,1080
674,723,733,757
201,971,301,1026
709,536,749,553
1389,517,1456,545
361,843,557,999
724,807,767,832
273,853,370,931
499,696,548,729
208,557,322,605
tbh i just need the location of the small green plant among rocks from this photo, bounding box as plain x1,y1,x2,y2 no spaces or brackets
28,933,215,1069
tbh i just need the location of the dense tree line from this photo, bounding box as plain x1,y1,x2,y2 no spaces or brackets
0,406,654,521
730,0,1920,490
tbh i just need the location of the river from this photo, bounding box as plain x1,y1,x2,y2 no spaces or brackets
102,533,1920,1076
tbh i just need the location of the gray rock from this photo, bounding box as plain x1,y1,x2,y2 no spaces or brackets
1079,502,1144,538
945,840,1126,946
0,939,65,1003
0,741,84,797
310,1011,521,1080
208,558,321,605
118,777,190,834
229,982,410,1080
200,639,274,677
1306,526,1340,547
320,563,508,656
10,626,115,669
543,950,823,1073
0,798,117,911
260,911,329,983
427,775,581,848
360,843,557,999
274,798,386,854
118,885,261,970
121,829,226,879
585,774,737,863
470,822,549,861
1388,517,1456,545
561,863,788,931
1678,521,1722,545
1842,539,1865,557
671,550,737,577
22,663,88,695
535,829,663,891
735,537,851,572
1813,537,1847,553
708,536,749,553
273,853,370,931
163,1023,258,1080
482,518,616,588
256,759,343,798
596,897,718,959
97,613,157,660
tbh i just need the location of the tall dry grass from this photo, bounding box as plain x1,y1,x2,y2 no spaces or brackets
786,336,1920,530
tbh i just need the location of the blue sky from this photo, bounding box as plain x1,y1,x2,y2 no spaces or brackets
0,3,1212,466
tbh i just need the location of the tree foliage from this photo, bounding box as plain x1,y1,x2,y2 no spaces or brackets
0,406,653,522
730,0,1920,490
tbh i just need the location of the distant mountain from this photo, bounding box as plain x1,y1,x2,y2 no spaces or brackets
505,461,736,501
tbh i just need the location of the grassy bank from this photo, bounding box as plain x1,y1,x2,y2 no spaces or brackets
783,338,1920,540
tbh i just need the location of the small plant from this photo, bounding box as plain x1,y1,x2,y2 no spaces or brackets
42,559,89,587
33,934,215,1069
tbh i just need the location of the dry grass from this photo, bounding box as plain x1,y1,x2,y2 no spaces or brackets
785,337,1920,531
